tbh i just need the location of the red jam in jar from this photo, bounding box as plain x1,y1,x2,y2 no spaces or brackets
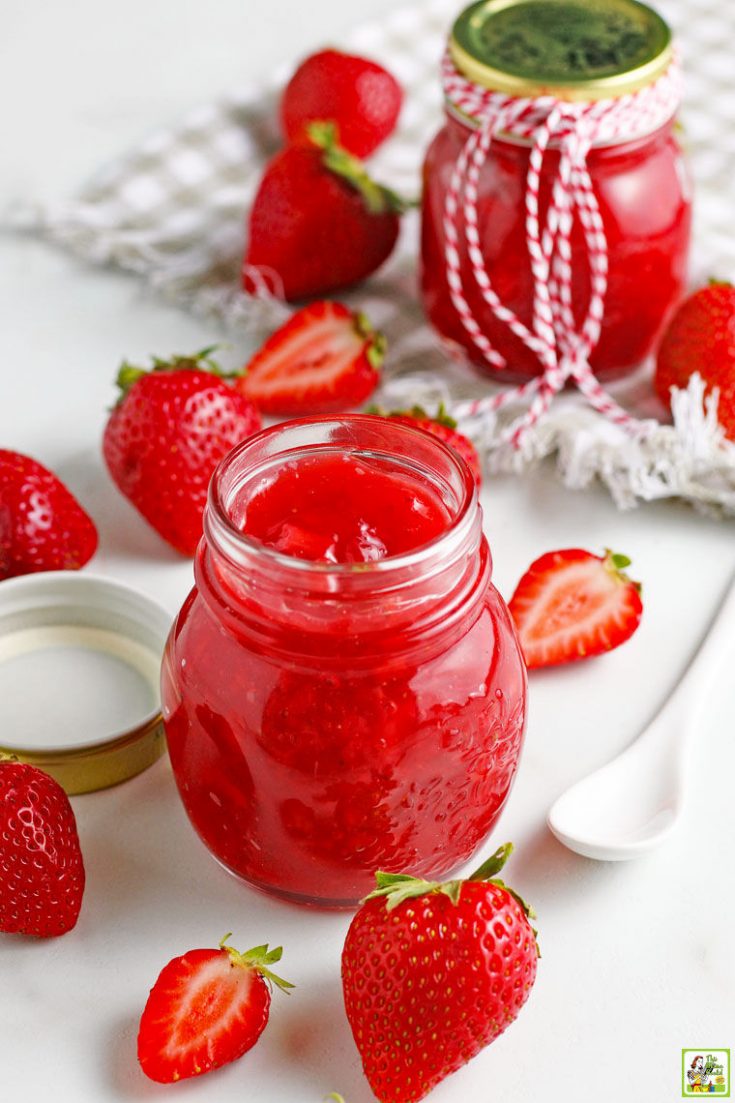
161,416,527,906
241,453,452,563
421,0,692,382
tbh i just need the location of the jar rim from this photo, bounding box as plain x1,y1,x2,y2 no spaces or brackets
205,414,479,585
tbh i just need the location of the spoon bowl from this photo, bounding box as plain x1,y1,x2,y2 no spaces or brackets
548,733,683,860
548,572,735,861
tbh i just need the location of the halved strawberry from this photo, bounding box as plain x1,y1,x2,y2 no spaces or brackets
137,937,293,1083
237,300,384,415
508,548,643,669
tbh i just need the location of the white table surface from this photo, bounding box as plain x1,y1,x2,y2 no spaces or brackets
1,2,734,1101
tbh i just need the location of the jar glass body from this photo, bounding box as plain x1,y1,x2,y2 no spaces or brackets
161,417,527,907
420,112,692,382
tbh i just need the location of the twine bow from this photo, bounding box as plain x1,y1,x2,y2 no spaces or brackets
440,49,683,448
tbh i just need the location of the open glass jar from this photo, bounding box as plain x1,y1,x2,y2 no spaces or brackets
421,0,692,382
161,416,527,906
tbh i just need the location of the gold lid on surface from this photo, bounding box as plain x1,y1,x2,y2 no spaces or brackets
1,715,167,795
0,573,173,795
450,0,673,101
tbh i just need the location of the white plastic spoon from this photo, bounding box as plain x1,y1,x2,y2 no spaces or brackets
547,571,735,860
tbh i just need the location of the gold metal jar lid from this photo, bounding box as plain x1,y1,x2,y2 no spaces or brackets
450,0,673,102
0,572,173,794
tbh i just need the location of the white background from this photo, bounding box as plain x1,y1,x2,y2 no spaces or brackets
1,2,734,1102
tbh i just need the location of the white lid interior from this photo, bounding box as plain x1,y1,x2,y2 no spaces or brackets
0,573,174,754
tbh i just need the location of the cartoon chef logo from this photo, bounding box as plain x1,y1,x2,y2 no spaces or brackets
682,1050,730,1096
688,1056,712,1093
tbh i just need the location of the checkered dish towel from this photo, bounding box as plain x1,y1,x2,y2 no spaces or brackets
15,0,735,515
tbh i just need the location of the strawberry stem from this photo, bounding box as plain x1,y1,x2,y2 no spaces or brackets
370,403,459,429
116,364,148,392
219,935,295,994
365,843,518,912
354,312,386,371
114,346,240,401
307,121,414,216
603,549,641,593
366,871,447,911
365,842,539,955
609,552,631,570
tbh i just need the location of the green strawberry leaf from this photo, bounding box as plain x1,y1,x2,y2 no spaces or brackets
603,549,641,594
307,121,416,216
364,843,540,956
220,936,295,994
468,842,514,881
609,552,632,570
114,346,240,402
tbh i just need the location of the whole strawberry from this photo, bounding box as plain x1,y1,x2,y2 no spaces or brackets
281,49,403,158
102,348,261,556
342,844,538,1103
654,281,735,439
0,758,85,937
0,450,98,580
378,406,482,486
138,937,293,1083
238,301,384,415
243,123,405,302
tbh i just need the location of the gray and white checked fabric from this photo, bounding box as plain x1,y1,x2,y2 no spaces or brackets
19,0,735,514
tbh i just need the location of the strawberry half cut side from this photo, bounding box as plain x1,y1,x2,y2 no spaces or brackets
238,300,384,416
509,548,643,669
137,937,293,1083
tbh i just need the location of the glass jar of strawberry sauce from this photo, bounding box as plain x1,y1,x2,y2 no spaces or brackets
161,416,527,906
421,0,692,382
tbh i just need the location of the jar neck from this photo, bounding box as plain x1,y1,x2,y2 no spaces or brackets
444,102,676,156
195,416,488,665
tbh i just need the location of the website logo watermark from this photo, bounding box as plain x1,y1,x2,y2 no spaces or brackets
682,1049,730,1096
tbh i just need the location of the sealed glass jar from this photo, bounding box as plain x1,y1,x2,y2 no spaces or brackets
161,416,527,906
421,0,692,382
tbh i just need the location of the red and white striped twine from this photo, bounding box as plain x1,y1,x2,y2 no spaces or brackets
441,49,683,448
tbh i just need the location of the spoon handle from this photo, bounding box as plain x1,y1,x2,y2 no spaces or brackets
657,570,735,745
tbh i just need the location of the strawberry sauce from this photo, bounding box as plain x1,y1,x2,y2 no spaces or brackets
162,417,527,906
241,453,452,563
